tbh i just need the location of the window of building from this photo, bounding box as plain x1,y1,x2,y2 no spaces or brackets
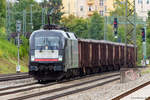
147,0,149,4
100,0,104,6
89,6,92,11
80,6,83,11
104,6,107,12
95,5,98,10
99,10,104,16
138,0,142,4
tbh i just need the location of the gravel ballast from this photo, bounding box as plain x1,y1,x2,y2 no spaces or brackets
56,69,150,100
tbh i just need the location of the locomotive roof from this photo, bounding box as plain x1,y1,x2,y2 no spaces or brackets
78,38,135,47
30,29,77,40
31,29,67,37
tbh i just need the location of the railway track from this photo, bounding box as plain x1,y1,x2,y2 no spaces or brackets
0,71,120,100
112,80,150,100
0,72,31,82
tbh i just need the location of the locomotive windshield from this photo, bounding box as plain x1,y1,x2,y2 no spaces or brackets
35,36,60,50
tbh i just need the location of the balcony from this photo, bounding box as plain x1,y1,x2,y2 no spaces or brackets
88,11,94,16
87,0,94,5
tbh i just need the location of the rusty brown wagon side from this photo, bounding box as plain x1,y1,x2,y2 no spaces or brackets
78,39,137,75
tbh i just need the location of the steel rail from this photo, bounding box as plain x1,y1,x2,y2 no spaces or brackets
9,73,120,100
41,78,120,100
112,81,150,100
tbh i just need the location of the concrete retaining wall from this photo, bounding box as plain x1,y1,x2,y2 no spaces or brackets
120,68,141,83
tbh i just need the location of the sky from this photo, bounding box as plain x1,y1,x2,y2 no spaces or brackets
10,0,43,3
36,0,42,2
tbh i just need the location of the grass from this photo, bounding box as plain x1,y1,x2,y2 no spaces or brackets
0,38,28,74
141,65,150,75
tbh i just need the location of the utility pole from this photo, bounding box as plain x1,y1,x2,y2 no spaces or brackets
104,8,107,40
16,20,21,73
30,4,33,31
42,8,45,27
42,0,46,27
104,16,107,40
23,10,26,36
143,20,147,66
124,0,136,68
6,0,11,38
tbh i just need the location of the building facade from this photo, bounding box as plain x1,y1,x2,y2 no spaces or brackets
135,0,150,20
62,0,115,18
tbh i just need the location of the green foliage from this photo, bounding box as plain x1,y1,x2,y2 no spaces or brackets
0,38,17,58
61,15,89,38
0,38,28,73
88,12,104,39
0,27,6,36
20,36,29,58
110,0,126,16
10,0,42,32
61,13,104,39
0,0,6,28
146,11,150,59
47,0,64,24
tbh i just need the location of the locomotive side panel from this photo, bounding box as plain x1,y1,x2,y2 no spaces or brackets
71,40,79,69
64,39,72,71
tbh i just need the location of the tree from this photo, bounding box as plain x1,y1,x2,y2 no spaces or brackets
146,11,150,59
0,0,6,36
61,13,104,39
110,0,126,16
61,15,89,38
47,0,64,24
88,12,104,40
11,0,42,32
0,0,6,27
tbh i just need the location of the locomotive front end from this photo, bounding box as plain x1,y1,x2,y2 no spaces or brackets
29,30,65,81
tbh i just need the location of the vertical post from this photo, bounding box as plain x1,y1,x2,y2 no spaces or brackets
30,4,33,31
6,0,11,38
23,10,26,36
42,0,45,27
42,8,45,27
124,0,136,68
143,25,146,65
104,10,107,40
6,0,8,36
25,11,26,33
23,10,24,36
16,20,21,73
124,0,128,68
17,31,20,73
104,16,107,40
133,0,137,67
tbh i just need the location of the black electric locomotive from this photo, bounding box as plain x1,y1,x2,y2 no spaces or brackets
29,28,79,81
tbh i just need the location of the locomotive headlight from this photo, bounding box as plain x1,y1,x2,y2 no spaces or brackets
31,56,35,61
58,55,62,61
45,45,48,50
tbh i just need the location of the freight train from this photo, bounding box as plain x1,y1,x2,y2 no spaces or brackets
29,25,137,82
